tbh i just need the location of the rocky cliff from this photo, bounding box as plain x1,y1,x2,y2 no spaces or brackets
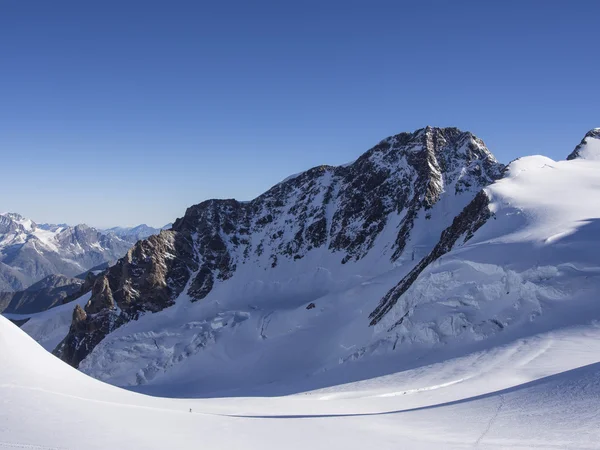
56,126,504,367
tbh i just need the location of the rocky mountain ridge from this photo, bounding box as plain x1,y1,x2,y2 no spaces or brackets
56,126,504,367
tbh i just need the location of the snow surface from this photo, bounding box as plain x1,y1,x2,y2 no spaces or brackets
2,313,600,449
379,155,600,340
10,156,600,398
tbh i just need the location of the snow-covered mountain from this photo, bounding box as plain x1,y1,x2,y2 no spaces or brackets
0,213,132,291
4,126,600,448
11,126,600,405
104,223,170,244
52,126,504,374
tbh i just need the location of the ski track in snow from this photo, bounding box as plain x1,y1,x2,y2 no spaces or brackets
472,394,503,447
0,444,67,450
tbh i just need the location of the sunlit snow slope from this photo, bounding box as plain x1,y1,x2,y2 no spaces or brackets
377,155,600,346
2,314,600,449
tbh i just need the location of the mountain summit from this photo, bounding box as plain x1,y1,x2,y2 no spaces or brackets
567,128,600,161
55,127,503,369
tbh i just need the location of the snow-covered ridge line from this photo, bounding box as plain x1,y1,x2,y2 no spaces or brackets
55,126,503,369
0,212,132,293
369,153,600,360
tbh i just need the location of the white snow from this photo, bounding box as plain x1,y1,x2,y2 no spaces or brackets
30,227,61,253
2,312,600,449
378,156,600,350
0,213,131,290
0,213,60,253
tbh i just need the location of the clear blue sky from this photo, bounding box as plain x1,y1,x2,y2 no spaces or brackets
1,0,598,228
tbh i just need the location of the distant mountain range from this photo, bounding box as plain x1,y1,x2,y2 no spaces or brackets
103,223,172,244
0,213,167,293
0,274,84,315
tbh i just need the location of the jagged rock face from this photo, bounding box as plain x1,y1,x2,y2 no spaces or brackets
176,126,502,266
57,126,504,367
0,214,132,291
0,215,26,236
57,231,198,366
567,128,600,161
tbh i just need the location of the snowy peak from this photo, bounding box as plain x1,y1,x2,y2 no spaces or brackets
372,126,501,204
0,213,132,292
0,212,37,232
0,214,26,236
11,125,600,424
371,150,600,351
174,127,502,266
57,126,504,367
104,224,164,244
2,212,28,223
567,128,600,161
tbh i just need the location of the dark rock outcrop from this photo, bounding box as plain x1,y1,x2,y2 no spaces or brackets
56,231,197,366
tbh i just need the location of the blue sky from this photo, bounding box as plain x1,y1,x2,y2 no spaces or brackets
1,0,598,228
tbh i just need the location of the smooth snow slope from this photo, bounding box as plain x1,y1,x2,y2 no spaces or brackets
2,314,600,449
